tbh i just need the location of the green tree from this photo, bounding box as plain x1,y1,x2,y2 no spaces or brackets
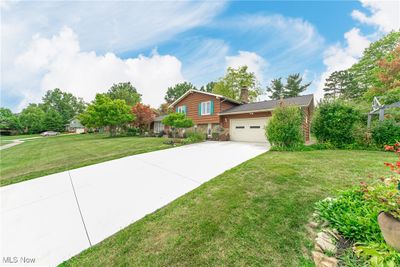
42,88,86,125
324,70,357,100
19,104,46,133
162,112,193,138
43,108,64,132
106,82,142,106
199,81,216,93
266,78,285,100
164,82,197,103
0,108,21,132
312,100,361,147
349,31,400,99
213,66,261,102
79,94,134,136
265,105,303,148
284,73,311,98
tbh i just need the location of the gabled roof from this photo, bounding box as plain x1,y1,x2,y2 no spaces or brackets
169,89,242,108
219,94,314,115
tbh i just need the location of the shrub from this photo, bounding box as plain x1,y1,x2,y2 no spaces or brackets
266,105,303,148
312,100,361,147
162,113,194,138
126,127,140,136
371,119,400,146
316,190,383,242
183,131,206,144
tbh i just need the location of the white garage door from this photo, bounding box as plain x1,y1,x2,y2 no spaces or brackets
230,117,268,143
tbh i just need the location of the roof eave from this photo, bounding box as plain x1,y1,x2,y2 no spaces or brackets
219,104,310,116
168,89,241,108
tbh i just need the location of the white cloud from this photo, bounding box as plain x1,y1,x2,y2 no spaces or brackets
315,28,371,101
1,1,226,110
352,0,400,33
225,51,267,82
11,27,184,110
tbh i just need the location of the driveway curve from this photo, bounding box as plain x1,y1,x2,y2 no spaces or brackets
0,141,268,266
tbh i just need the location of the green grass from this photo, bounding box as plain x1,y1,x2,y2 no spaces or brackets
61,150,395,267
0,134,41,140
0,134,174,186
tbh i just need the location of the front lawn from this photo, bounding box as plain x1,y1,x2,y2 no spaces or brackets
0,134,173,186
62,150,394,266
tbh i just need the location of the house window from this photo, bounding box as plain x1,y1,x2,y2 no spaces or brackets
250,126,261,129
235,126,245,129
201,101,211,115
177,106,186,114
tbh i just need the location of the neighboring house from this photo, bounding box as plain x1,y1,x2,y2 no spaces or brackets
66,118,85,134
151,115,167,133
167,88,314,143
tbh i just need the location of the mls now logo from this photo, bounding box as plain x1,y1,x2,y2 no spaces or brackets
2,256,36,264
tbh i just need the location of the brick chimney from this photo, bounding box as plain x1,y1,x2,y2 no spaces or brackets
240,87,249,103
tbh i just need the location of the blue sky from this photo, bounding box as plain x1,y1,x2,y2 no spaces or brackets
1,1,399,111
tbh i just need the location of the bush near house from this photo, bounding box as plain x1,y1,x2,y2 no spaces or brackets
162,113,193,139
312,100,361,147
265,105,303,148
372,119,400,146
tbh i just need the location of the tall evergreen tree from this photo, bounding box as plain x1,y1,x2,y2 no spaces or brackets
266,78,285,100
284,73,311,98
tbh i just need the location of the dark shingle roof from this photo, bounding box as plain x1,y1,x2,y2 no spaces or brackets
219,94,314,115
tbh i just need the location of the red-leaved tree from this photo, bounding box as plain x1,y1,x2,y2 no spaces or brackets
131,103,156,130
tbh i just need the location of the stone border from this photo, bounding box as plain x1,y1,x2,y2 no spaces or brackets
306,213,340,267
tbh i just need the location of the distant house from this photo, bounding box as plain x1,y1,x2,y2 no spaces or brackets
66,118,85,134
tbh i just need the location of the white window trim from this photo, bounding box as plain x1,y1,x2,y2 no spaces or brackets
177,106,185,113
201,101,211,115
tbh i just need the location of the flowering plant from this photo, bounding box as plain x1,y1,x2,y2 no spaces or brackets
360,142,400,220
384,142,400,176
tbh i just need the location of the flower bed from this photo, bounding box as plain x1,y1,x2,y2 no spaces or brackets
312,143,400,266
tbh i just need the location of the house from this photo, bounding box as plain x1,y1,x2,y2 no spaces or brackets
66,118,86,134
167,88,314,143
151,115,167,133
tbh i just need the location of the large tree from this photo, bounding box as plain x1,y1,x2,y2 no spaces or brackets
266,78,285,100
43,108,64,132
79,94,134,136
284,73,311,98
349,31,400,98
0,108,21,132
106,82,142,106
131,103,155,130
212,66,261,102
323,70,357,100
19,104,46,133
42,88,86,125
164,82,197,103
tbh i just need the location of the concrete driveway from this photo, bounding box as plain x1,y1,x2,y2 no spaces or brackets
1,141,268,266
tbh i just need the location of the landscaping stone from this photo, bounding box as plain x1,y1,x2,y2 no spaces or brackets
312,250,324,266
320,256,338,267
316,232,337,254
309,221,319,228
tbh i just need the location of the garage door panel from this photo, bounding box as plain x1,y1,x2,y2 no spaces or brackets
230,117,268,143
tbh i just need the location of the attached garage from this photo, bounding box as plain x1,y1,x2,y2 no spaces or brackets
229,117,268,143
